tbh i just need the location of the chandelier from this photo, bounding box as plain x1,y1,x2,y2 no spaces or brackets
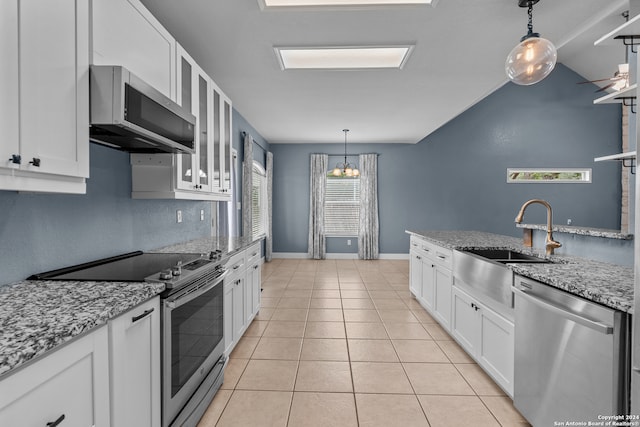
505,0,557,86
331,129,360,177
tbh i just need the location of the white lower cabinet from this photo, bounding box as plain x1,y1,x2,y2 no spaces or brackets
409,236,452,331
108,297,161,427
420,259,435,312
223,243,263,356
409,250,422,299
451,285,514,396
0,325,110,427
433,266,452,331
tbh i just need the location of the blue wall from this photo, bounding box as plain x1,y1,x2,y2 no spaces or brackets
0,144,211,286
270,64,622,254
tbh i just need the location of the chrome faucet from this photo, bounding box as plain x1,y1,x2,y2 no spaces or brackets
515,199,562,255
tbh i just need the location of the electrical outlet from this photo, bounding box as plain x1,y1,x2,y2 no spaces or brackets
347,239,352,246
176,210,182,223
200,209,205,221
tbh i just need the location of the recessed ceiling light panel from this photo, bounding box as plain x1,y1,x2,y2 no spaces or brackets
275,46,414,70
260,0,438,9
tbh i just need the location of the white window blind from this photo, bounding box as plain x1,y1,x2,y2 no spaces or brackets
324,177,360,237
252,162,267,239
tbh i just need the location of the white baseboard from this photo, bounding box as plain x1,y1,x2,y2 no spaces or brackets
272,252,409,260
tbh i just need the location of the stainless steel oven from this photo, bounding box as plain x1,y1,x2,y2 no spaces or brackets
161,264,227,427
30,250,229,427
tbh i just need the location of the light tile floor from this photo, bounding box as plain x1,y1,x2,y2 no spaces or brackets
197,259,530,427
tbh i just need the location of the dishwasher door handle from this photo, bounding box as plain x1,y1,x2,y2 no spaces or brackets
513,287,614,335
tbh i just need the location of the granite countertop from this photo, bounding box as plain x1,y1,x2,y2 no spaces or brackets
516,223,633,240
151,236,262,256
0,280,165,377
406,230,635,313
0,236,263,379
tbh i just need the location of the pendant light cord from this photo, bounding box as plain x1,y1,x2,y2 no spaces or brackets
527,3,533,36
343,129,349,168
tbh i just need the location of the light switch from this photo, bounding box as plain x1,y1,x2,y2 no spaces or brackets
200,210,205,221
176,210,182,223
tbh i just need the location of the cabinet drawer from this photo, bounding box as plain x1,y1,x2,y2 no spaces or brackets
433,247,453,269
225,251,245,274
246,243,261,266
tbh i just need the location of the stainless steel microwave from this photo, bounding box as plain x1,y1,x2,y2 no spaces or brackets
89,65,196,154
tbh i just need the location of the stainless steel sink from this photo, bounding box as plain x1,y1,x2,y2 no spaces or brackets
453,249,550,312
462,249,551,264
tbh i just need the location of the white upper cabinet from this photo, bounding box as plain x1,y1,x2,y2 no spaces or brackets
0,0,89,194
175,46,213,193
92,0,176,100
130,44,233,201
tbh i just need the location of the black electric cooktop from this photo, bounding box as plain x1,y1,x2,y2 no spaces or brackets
28,251,203,282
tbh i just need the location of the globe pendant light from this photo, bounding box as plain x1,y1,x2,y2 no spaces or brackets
505,0,557,86
331,129,359,178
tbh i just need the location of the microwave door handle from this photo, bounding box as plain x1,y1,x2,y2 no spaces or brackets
166,270,228,309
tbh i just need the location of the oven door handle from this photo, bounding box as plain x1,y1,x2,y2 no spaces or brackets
165,270,228,309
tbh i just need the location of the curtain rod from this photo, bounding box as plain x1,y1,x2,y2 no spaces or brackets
241,131,269,152
327,153,380,157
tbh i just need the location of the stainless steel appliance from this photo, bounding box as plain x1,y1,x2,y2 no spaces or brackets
513,276,629,426
157,259,227,427
30,250,228,427
90,65,196,154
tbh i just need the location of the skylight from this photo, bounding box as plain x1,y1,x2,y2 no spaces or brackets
262,0,436,6
275,46,413,70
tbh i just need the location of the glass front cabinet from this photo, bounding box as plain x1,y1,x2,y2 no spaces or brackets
130,43,232,201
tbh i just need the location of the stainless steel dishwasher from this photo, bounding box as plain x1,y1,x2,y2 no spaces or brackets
513,276,629,427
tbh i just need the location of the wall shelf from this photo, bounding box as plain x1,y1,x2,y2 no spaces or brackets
595,13,640,47
594,151,636,174
593,84,637,105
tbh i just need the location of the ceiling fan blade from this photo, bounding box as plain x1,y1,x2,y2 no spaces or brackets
594,83,615,93
577,78,615,84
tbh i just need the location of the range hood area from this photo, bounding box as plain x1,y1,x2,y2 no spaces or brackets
89,65,196,154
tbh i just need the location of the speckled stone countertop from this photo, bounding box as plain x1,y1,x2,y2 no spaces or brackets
516,223,633,240
0,280,165,377
151,236,263,256
406,230,634,313
0,237,262,379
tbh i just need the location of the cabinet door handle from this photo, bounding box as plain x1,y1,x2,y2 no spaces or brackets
252,252,258,257
29,157,41,167
132,307,154,323
437,255,446,260
254,265,259,270
416,256,421,260
233,265,240,270
9,154,21,164
46,414,65,427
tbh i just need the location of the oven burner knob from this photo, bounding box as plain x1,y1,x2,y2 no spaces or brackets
159,270,173,281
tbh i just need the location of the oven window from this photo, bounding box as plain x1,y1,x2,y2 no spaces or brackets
170,283,223,397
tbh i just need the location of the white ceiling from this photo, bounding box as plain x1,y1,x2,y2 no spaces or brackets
140,0,628,144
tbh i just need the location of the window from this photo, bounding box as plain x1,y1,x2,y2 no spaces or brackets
324,176,360,236
252,162,267,239
507,168,591,183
